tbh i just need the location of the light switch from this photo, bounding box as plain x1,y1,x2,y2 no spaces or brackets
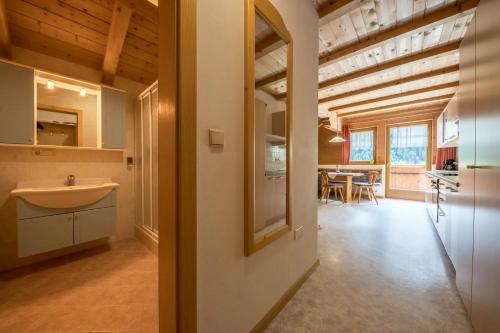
209,129,224,147
294,226,304,240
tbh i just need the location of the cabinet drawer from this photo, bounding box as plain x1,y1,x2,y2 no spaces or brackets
74,207,116,244
18,213,74,257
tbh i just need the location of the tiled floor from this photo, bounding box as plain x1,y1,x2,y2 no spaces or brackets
266,199,474,332
0,239,158,333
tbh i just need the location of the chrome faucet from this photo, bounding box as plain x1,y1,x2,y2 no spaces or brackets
67,174,76,186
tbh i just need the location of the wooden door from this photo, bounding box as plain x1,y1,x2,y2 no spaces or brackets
451,15,476,315
472,0,500,331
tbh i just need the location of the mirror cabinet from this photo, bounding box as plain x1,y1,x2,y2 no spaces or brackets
245,0,293,255
0,60,127,150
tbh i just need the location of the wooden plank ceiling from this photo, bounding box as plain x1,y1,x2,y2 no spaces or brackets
256,0,478,121
2,0,158,85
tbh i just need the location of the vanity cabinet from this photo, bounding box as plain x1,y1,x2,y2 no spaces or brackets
16,191,117,257
17,213,74,258
0,61,35,145
102,86,127,149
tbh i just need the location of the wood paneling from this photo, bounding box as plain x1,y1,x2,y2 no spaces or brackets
318,65,459,104
4,0,158,85
0,0,11,57
318,125,342,165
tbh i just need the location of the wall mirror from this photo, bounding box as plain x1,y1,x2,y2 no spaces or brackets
36,74,101,148
245,0,293,255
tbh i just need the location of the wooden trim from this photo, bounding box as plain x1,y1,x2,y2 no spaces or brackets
158,0,197,332
250,259,320,333
329,82,458,112
385,120,433,200
102,1,133,85
246,0,292,256
318,42,460,91
0,0,10,58
36,104,84,147
344,108,442,125
318,65,459,104
336,95,453,117
319,0,478,67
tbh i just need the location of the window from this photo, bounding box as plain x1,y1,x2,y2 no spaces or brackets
350,129,374,162
389,124,428,166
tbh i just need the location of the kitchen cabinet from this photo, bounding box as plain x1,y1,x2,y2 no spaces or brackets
0,61,35,145
101,86,128,149
437,94,459,148
471,0,500,331
451,14,476,315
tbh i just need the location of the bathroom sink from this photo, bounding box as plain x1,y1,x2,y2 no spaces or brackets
11,178,119,209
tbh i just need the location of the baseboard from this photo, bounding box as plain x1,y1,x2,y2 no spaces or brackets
250,259,320,333
134,225,158,255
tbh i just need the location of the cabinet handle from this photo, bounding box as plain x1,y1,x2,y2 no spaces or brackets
467,165,495,169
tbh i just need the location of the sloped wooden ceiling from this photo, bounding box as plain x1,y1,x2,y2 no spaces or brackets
3,0,158,85
256,0,478,121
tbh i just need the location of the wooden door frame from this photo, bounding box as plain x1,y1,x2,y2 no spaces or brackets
385,120,432,200
158,0,197,332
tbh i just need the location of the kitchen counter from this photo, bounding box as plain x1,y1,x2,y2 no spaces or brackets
425,170,459,187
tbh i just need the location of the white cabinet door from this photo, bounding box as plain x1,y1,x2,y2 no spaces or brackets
101,87,127,149
18,213,74,257
74,207,116,244
0,61,35,144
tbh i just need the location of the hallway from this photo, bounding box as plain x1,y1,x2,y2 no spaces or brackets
266,199,473,332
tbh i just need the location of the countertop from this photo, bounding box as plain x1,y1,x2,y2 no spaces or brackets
425,170,459,187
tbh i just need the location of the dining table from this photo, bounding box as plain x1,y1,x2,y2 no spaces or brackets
328,171,364,203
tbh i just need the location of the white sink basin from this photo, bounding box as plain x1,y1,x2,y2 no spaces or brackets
11,178,119,209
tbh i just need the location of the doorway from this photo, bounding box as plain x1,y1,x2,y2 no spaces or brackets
386,121,432,200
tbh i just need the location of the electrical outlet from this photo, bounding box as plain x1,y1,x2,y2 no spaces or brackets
294,226,304,240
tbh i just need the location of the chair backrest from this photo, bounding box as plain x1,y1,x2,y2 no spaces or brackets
320,171,333,187
367,171,379,186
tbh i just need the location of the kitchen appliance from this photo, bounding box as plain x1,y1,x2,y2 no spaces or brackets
443,159,457,170
425,176,439,224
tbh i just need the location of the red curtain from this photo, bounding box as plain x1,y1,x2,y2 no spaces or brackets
341,125,351,165
435,147,457,169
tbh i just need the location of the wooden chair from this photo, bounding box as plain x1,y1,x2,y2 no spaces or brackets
319,171,345,203
353,171,379,205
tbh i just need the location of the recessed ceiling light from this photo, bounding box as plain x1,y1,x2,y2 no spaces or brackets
47,80,55,90
80,88,87,96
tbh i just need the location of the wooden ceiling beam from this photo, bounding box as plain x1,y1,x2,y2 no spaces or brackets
319,65,459,104
343,108,443,124
319,0,478,67
272,41,460,97
329,81,458,112
256,32,285,59
102,0,132,85
319,42,460,91
317,0,357,19
335,94,454,117
0,0,11,58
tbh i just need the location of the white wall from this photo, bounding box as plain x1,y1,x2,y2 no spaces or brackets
197,0,319,331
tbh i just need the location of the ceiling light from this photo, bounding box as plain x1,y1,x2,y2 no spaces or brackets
329,135,346,143
79,88,87,96
47,80,55,90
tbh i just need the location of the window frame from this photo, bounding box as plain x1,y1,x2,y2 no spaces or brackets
349,127,376,164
